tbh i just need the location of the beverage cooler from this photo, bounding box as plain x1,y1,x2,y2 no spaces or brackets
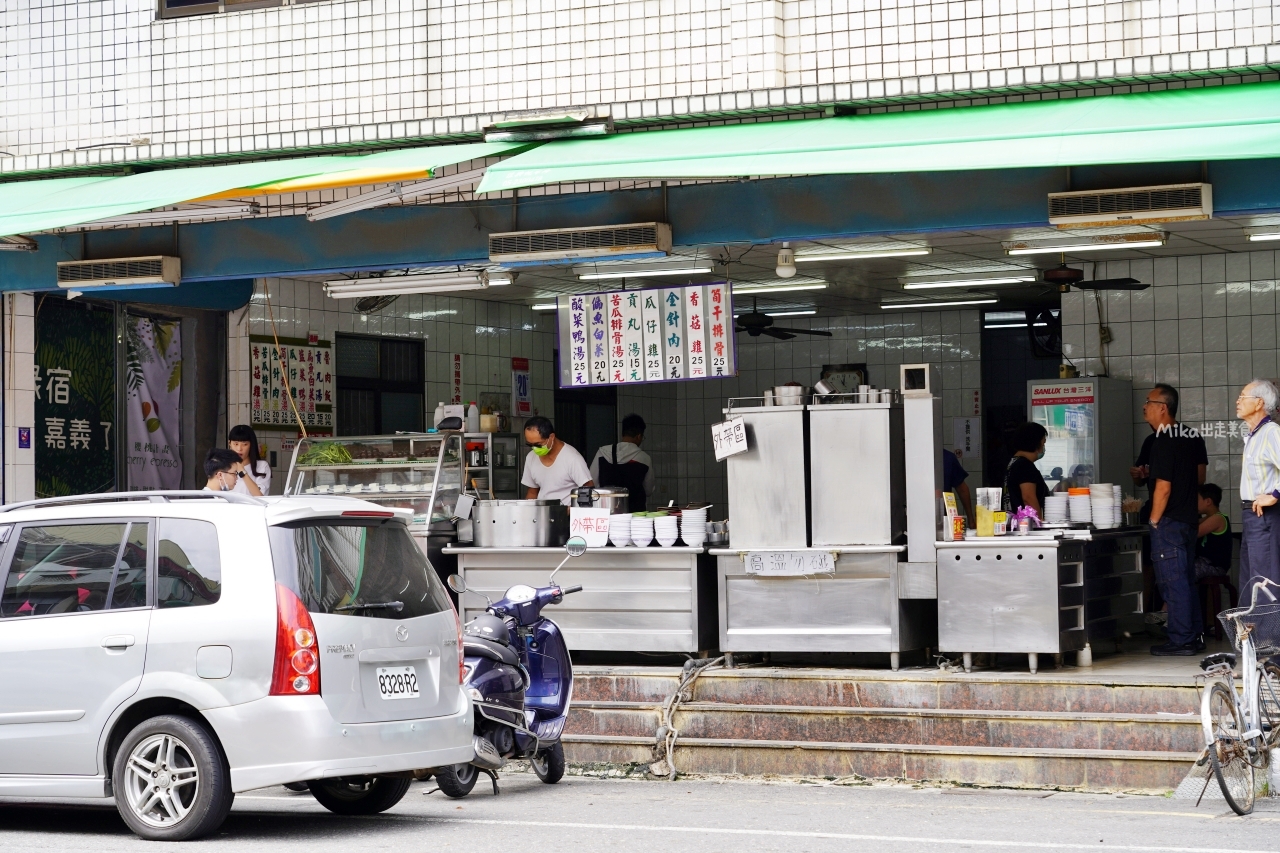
1027,379,1133,492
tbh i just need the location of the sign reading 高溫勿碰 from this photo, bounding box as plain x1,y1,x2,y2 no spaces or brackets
556,284,736,387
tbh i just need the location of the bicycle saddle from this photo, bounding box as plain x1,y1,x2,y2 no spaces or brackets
1200,651,1236,671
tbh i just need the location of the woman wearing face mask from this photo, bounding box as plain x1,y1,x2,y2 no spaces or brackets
1004,422,1051,517
227,424,270,497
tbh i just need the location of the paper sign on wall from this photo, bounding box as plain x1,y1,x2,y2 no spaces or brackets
745,551,836,576
451,354,464,404
511,357,532,416
712,417,749,461
569,508,611,547
953,417,980,458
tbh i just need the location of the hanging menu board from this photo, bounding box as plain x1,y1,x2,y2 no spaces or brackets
249,335,334,429
557,284,736,387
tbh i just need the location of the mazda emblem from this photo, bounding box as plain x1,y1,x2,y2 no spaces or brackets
395,625,409,642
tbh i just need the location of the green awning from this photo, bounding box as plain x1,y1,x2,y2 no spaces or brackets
476,82,1280,194
0,141,526,239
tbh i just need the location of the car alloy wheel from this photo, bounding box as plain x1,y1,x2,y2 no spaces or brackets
122,732,202,827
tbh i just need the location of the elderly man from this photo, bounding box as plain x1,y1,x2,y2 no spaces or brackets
1236,378,1280,593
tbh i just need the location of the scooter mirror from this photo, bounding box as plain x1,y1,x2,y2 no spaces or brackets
447,574,468,594
566,537,588,558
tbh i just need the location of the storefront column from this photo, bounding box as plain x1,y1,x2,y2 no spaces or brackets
2,293,36,503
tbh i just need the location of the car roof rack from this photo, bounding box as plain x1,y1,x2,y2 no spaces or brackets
0,490,267,514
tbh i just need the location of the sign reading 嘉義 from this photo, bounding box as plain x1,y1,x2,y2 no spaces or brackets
557,284,736,387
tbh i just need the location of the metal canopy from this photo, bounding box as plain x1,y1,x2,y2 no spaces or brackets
476,81,1280,194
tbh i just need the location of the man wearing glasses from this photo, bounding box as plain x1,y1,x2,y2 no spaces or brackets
1143,384,1208,656
521,416,594,504
1236,379,1280,595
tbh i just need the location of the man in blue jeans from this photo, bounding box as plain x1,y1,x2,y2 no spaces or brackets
1144,384,1208,655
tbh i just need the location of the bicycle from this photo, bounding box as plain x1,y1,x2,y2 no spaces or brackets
1198,575,1280,815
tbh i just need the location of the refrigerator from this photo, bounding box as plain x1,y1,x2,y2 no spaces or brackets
1026,378,1133,491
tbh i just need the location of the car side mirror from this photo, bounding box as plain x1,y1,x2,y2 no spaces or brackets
447,574,467,594
566,537,588,557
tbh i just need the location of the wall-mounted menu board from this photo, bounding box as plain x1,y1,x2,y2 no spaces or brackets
556,283,736,387
250,335,334,429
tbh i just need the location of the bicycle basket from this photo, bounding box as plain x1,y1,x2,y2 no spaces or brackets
1219,601,1280,655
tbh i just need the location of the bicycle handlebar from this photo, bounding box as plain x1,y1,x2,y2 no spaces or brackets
1247,577,1280,609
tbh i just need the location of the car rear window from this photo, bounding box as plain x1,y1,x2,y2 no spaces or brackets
268,520,451,619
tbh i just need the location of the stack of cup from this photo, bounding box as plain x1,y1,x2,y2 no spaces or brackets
1089,483,1115,529
609,513,633,547
654,515,680,547
630,515,654,547
680,507,708,547
1112,485,1123,526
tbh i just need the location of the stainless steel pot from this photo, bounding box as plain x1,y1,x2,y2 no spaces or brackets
573,487,631,513
473,499,568,547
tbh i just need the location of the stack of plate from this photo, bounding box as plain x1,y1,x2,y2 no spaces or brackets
654,515,680,547
1089,483,1115,529
680,507,708,547
609,513,633,547
630,515,654,547
1068,488,1093,523
1044,494,1068,524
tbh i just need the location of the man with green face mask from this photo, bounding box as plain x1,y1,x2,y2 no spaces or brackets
521,416,594,503
1004,421,1050,518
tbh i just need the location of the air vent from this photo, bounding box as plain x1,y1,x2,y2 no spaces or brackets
56,256,181,289
1048,183,1212,227
489,222,671,263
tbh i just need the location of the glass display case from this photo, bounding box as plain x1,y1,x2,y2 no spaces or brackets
284,433,467,528
1027,378,1133,492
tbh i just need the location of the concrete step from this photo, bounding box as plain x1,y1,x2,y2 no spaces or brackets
563,734,1197,793
568,701,1204,753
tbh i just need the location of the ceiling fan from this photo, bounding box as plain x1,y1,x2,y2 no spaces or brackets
734,298,833,340
1041,262,1149,291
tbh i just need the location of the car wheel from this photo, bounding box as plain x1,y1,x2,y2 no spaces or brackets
306,776,412,815
434,763,479,798
112,714,233,841
530,742,565,784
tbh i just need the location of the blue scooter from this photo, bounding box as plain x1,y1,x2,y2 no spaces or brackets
436,537,586,797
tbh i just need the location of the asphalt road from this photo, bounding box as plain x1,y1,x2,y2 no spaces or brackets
2,770,1279,853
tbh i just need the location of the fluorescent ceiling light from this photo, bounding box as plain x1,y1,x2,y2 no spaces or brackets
882,299,998,310
574,260,714,280
731,281,827,294
66,204,260,229
1003,235,1165,255
984,322,1028,329
795,247,930,262
1246,229,1280,242
902,273,1037,289
766,310,817,317
306,167,488,222
531,303,559,311
324,270,507,298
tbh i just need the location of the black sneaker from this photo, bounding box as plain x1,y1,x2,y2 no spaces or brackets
1151,642,1197,656
1194,635,1207,652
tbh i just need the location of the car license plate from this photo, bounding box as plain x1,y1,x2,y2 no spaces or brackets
376,666,420,700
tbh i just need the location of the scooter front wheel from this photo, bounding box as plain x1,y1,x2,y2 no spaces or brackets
530,742,565,784
435,763,479,798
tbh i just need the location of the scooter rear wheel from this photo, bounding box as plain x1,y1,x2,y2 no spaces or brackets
530,742,565,784
435,763,479,798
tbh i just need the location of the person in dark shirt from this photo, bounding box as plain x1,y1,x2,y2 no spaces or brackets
1004,422,1050,517
1145,384,1206,655
1131,383,1207,521
1194,483,1232,578
943,449,973,524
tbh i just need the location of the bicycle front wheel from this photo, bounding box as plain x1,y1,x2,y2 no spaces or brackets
1206,682,1255,815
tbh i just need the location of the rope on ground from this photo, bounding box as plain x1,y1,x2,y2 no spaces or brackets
650,656,724,781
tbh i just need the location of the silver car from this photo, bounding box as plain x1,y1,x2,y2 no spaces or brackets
0,491,472,840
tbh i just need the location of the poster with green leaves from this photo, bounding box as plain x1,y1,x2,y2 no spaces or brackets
34,298,116,496
126,315,183,489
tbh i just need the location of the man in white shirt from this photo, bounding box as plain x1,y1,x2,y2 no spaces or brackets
590,413,655,513
1236,378,1280,593
521,416,594,504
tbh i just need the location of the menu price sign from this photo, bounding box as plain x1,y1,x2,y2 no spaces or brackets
745,551,837,576
250,335,334,430
711,417,749,461
558,283,736,387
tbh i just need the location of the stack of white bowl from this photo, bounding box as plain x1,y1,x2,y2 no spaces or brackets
1069,492,1093,523
654,515,680,547
1090,483,1116,529
609,513,633,547
630,515,654,547
680,507,708,547
1044,494,1068,524
1112,485,1123,526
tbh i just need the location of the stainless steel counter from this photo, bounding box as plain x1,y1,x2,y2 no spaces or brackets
443,545,715,653
709,545,933,670
936,529,1144,673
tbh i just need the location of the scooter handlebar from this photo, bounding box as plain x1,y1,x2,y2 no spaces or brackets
561,585,583,595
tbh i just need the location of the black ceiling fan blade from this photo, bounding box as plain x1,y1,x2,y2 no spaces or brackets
733,325,748,333
770,327,833,337
1073,278,1149,291
761,328,796,340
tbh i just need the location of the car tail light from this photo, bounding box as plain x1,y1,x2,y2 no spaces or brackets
271,584,321,696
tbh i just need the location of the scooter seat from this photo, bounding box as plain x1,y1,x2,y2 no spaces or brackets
465,637,520,666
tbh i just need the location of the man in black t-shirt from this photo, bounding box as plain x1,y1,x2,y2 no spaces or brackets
1144,384,1207,655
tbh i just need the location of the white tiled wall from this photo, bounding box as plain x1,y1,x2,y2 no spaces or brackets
2,294,36,503
227,280,557,490
1061,250,1280,528
2,0,1277,163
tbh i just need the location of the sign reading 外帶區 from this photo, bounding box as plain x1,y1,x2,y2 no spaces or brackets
556,284,736,387
250,335,333,430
